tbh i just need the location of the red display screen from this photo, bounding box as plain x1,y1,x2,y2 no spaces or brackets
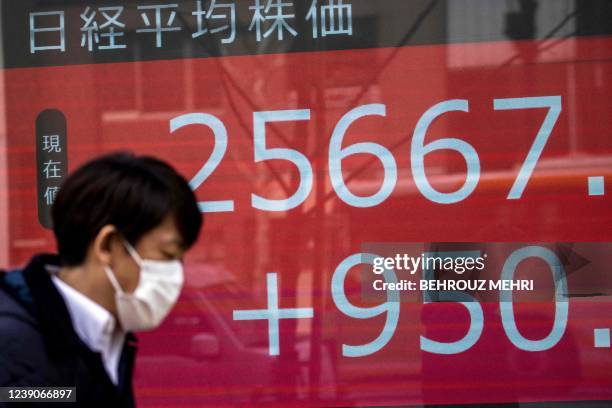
1,1,611,406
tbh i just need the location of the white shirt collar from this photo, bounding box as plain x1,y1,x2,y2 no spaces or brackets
49,271,125,385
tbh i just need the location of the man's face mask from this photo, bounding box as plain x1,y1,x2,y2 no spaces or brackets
103,239,184,332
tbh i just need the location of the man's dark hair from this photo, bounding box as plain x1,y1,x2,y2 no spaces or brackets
52,151,203,266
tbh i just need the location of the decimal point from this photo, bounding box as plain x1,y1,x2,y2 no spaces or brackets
588,176,605,196
594,328,611,348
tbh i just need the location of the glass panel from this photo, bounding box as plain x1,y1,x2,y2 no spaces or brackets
1,1,611,406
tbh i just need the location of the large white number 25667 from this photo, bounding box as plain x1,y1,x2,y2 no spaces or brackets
170,96,561,212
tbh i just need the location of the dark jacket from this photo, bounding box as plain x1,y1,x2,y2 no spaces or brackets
0,254,137,407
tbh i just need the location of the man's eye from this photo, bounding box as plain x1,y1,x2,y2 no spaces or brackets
161,252,175,260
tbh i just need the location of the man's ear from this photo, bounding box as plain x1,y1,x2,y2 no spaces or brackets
91,224,119,266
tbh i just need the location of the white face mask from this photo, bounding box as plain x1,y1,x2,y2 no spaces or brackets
103,240,184,332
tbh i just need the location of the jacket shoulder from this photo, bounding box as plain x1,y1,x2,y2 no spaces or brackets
0,278,48,386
